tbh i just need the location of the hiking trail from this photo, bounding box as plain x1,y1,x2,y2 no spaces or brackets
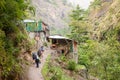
27,48,50,80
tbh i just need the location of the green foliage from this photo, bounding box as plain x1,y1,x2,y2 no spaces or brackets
0,30,6,66
77,37,120,80
50,67,63,80
67,60,76,71
69,0,120,79
50,66,73,80
89,0,101,9
70,5,85,21
73,27,118,79
69,5,91,43
42,55,73,80
0,0,34,79
75,65,86,72
59,55,67,62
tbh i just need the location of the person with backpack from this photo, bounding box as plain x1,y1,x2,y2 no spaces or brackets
37,49,42,57
40,46,44,52
37,46,44,58
35,55,40,68
32,52,37,60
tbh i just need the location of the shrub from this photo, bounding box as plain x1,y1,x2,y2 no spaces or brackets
67,60,76,71
59,55,66,62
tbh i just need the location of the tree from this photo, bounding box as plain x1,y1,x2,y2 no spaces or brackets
69,5,91,43
0,0,34,79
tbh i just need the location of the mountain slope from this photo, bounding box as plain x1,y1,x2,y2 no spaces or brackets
89,0,120,40
31,0,72,31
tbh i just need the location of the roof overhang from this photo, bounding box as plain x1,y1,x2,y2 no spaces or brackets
48,35,78,44
48,35,72,40
23,19,35,22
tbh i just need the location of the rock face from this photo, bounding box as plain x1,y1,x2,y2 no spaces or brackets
89,0,120,40
31,0,72,31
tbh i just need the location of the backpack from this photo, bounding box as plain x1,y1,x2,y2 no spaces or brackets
40,46,44,52
32,53,37,60
37,49,42,57
35,55,40,63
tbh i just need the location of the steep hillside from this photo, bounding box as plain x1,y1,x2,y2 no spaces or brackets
0,1,35,80
89,0,120,40
31,0,72,32
68,0,120,80
88,1,120,79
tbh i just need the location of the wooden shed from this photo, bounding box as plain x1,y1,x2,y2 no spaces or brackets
23,20,50,33
23,19,50,42
48,35,78,56
23,20,50,49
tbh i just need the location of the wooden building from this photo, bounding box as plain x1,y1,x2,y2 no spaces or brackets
23,19,50,41
48,35,78,63
23,19,50,48
48,35,78,59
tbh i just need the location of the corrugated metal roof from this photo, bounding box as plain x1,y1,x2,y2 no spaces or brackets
48,35,78,43
48,35,70,40
23,19,35,22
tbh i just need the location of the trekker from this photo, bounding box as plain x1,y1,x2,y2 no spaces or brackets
35,55,40,68
32,52,37,60
40,46,44,52
37,49,42,57
37,46,44,58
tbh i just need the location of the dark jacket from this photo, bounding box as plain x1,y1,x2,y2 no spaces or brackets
32,53,37,60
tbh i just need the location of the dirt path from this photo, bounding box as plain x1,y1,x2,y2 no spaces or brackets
27,48,50,80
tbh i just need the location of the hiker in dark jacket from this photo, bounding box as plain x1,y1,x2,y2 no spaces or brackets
35,55,40,68
32,52,37,60
40,46,44,52
37,49,42,57
37,46,44,58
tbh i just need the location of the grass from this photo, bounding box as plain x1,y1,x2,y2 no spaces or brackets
67,60,76,71
41,55,51,80
42,55,74,80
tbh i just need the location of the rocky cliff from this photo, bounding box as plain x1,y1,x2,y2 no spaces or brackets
89,0,120,40
31,0,72,33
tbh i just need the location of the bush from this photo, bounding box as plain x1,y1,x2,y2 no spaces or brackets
42,55,73,80
59,55,66,62
75,65,86,72
67,60,76,71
